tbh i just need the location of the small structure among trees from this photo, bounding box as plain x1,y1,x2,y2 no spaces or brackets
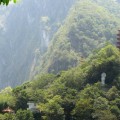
2,107,14,113
27,102,40,112
27,102,41,120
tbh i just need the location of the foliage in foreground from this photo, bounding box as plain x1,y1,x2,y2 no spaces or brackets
0,0,16,5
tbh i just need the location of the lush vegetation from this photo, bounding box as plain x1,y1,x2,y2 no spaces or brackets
37,0,120,75
0,0,16,5
1,0,120,89
0,44,120,119
1,0,120,119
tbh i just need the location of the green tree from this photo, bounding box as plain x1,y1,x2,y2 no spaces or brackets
40,95,64,120
0,87,16,112
13,87,29,110
0,114,6,120
4,113,15,120
107,86,119,100
0,0,16,5
110,105,120,119
73,98,93,120
15,110,34,120
92,110,117,120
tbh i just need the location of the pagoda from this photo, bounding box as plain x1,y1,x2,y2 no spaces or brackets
116,30,120,49
2,107,14,113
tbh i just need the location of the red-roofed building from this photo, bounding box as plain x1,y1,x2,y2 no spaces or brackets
2,107,14,113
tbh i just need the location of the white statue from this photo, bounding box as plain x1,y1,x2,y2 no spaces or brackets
101,72,106,86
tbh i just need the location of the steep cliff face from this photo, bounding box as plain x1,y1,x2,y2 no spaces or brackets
37,0,120,74
0,0,75,88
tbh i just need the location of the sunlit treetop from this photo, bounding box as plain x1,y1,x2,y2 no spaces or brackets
0,0,16,5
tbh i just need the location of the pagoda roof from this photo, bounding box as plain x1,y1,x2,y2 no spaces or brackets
2,107,14,113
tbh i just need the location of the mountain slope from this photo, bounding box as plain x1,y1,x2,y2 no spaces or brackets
37,0,120,74
0,0,75,88
0,44,120,119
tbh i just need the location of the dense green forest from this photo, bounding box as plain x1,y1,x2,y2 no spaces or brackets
1,0,120,119
36,0,120,75
0,44,120,120
1,0,120,88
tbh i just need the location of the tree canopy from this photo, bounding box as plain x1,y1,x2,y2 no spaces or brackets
0,0,16,5
37,0,120,75
0,44,120,119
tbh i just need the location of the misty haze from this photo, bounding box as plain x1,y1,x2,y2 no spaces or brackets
0,0,120,120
